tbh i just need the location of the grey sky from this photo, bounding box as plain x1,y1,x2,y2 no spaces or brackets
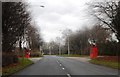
25,0,98,42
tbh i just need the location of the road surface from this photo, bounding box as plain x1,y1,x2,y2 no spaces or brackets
14,55,118,76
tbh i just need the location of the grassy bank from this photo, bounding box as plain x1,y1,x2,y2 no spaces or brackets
2,58,33,76
89,59,119,69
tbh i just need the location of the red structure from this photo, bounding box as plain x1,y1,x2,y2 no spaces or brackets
90,45,98,59
24,48,30,58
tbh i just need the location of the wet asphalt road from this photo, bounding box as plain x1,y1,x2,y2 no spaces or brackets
14,55,118,76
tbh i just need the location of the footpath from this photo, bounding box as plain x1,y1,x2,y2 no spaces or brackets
29,57,42,63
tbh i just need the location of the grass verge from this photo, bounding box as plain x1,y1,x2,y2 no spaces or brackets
59,54,89,57
2,58,33,76
59,54,80,57
89,59,120,69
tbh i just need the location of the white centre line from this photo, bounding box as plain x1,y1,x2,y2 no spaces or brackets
67,74,71,77
56,60,71,77
57,61,59,63
62,67,65,70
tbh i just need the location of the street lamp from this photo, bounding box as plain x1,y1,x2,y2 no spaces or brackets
68,36,70,55
49,46,51,55
58,38,61,55
56,37,61,55
67,29,71,56
62,29,71,55
59,44,61,55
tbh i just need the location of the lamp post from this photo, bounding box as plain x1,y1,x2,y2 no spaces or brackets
68,36,70,55
49,46,51,55
56,37,61,55
56,30,62,55
62,29,71,55
67,29,71,56
58,38,61,55
80,40,82,55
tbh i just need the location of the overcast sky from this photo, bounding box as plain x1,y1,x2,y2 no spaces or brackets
25,0,99,42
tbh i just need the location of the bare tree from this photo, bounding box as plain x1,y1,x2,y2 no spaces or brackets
90,0,120,42
62,25,111,55
26,25,43,51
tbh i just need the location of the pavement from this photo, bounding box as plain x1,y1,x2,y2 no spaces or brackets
29,57,42,63
14,55,118,76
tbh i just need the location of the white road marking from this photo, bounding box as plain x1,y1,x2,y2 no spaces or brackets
57,61,59,63
67,74,71,77
57,61,70,77
62,68,65,70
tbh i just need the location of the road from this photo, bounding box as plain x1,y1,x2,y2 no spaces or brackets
14,55,118,76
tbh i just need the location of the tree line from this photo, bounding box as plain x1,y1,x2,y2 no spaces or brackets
43,0,120,56
2,2,42,66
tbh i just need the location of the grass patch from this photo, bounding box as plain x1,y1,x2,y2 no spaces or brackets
59,54,80,57
59,54,88,57
30,56,43,58
79,55,89,58
2,58,33,76
89,59,120,69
